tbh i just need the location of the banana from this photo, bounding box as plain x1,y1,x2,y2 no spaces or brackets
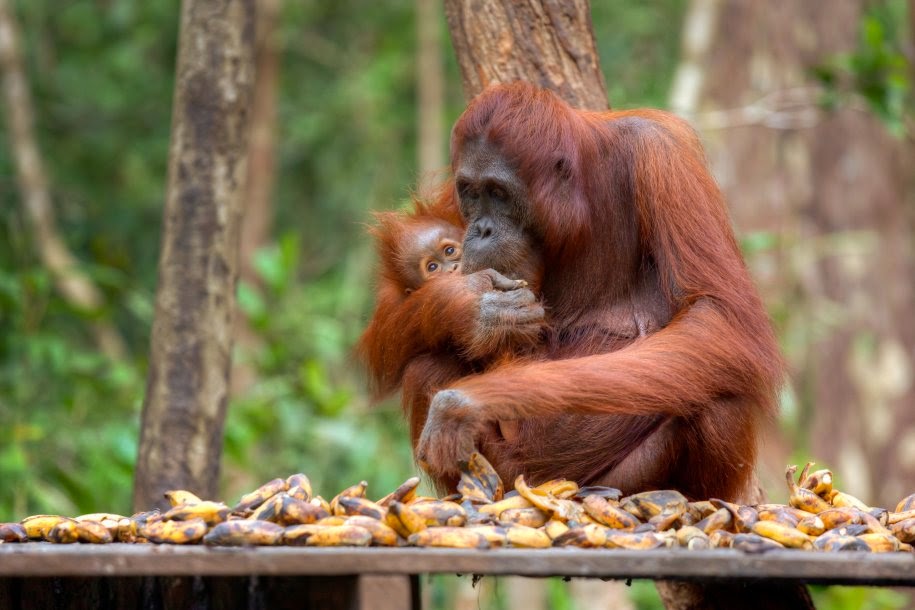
233,478,287,514
574,486,622,503
751,520,813,550
75,520,113,544
896,493,915,513
890,518,915,543
407,527,490,549
378,477,421,507
337,496,386,521
116,518,138,543
389,500,466,533
552,524,608,548
785,465,831,514
695,508,734,534
514,475,582,521
498,507,550,528
305,525,373,547
857,532,900,553
796,515,826,537
163,501,229,526
164,490,204,507
687,501,717,521
383,508,412,539
344,516,400,546
457,452,504,503
581,495,639,530
676,526,710,550
250,494,284,522
76,513,127,523
708,530,734,548
828,491,871,512
543,519,570,540
620,490,688,522
535,479,579,499
820,535,870,552
0,523,27,543
604,530,665,550
798,463,833,498
731,533,784,554
887,510,915,525
277,495,329,525
476,494,534,517
283,524,326,545
311,496,332,514
330,481,369,515
709,499,758,533
756,508,802,528
203,520,283,546
316,516,347,526
816,507,862,530
47,520,79,544
143,517,208,544
21,515,75,540
285,473,313,502
467,525,509,547
504,524,552,548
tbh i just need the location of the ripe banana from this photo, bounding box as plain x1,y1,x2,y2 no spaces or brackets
620,490,688,522
163,501,230,526
581,495,639,530
798,463,833,498
457,452,504,503
504,524,552,548
305,525,374,547
203,520,284,546
514,475,582,521
21,515,75,540
48,520,79,543
796,515,826,537
535,479,579,499
344,516,399,546
896,493,915,513
389,500,466,533
378,476,421,507
285,473,313,502
283,524,325,545
731,533,784,554
828,491,871,512
543,519,570,540
337,496,386,521
74,520,113,544
277,495,330,525
250,494,284,522
709,499,758,533
0,523,27,543
574,486,623,502
785,466,831,514
407,526,489,549
751,520,813,550
466,525,509,547
143,518,208,544
605,530,665,550
857,532,900,553
695,508,734,534
476,494,533,517
498,507,549,528
233,478,287,514
164,490,204,507
890,518,915,543
676,526,710,550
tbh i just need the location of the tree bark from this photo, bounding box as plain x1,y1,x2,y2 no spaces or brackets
0,0,126,360
416,0,445,176
697,0,915,508
133,0,256,512
443,0,608,110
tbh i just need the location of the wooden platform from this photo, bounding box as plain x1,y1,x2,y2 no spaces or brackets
0,544,912,609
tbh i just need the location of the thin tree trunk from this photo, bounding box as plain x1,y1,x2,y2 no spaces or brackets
232,0,282,396
443,0,607,110
668,0,721,116
416,0,445,176
133,0,256,512
0,0,126,360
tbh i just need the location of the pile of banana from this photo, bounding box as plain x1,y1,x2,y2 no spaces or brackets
1,456,914,553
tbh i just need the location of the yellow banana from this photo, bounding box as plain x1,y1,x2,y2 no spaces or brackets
896,493,915,513
21,515,75,540
514,475,582,521
283,524,325,545
785,467,831,514
233,478,287,514
553,523,608,548
731,533,784,554
285,473,313,502
0,523,27,543
503,524,552,548
620,490,688,521
581,495,639,530
344,516,399,546
466,525,509,547
535,479,579,499
890,517,915,543
277,495,330,525
389,500,466,533
337,496,386,521
203,520,284,546
888,509,915,525
798,463,833,498
574,486,623,503
476,494,533,517
709,499,758,533
329,481,368,515
75,520,113,544
48,520,79,544
543,519,570,540
305,525,374,547
143,518,208,544
828,491,871,512
676,526,710,550
857,532,900,553
377,477,421,507
457,452,504,503
696,507,734,534
687,501,716,521
316,516,347,526
164,490,204,507
383,509,412,539
311,496,332,514
76,513,127,523
498,507,549,528
604,530,665,550
117,518,138,543
816,507,861,530
708,530,734,548
756,508,801,528
407,527,490,549
163,501,230,526
795,515,826,536
751,520,812,550
250,494,284,522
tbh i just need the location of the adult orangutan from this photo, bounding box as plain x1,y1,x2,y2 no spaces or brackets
358,81,782,503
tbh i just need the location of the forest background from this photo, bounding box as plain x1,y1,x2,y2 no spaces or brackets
0,1,913,608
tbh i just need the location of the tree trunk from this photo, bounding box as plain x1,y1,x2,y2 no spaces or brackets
416,0,445,176
697,0,915,508
133,0,256,512
443,0,607,110
0,0,126,361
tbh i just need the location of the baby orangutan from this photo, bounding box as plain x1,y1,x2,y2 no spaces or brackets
398,220,464,294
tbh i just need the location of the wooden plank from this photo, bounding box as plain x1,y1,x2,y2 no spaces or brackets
0,545,913,585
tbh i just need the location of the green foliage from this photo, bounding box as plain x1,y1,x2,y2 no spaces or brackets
814,1,912,136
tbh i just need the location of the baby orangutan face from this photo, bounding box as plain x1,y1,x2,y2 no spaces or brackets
401,223,464,294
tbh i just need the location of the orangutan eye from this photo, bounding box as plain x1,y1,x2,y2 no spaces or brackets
426,262,439,272
489,185,507,201
444,246,456,256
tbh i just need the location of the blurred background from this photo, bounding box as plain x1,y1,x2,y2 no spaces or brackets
0,0,912,608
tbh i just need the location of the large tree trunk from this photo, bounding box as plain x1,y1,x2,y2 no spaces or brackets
133,0,256,512
443,0,607,110
0,0,126,361
696,0,915,508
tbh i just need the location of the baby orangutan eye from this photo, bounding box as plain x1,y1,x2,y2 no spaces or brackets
444,246,456,256
426,262,439,272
